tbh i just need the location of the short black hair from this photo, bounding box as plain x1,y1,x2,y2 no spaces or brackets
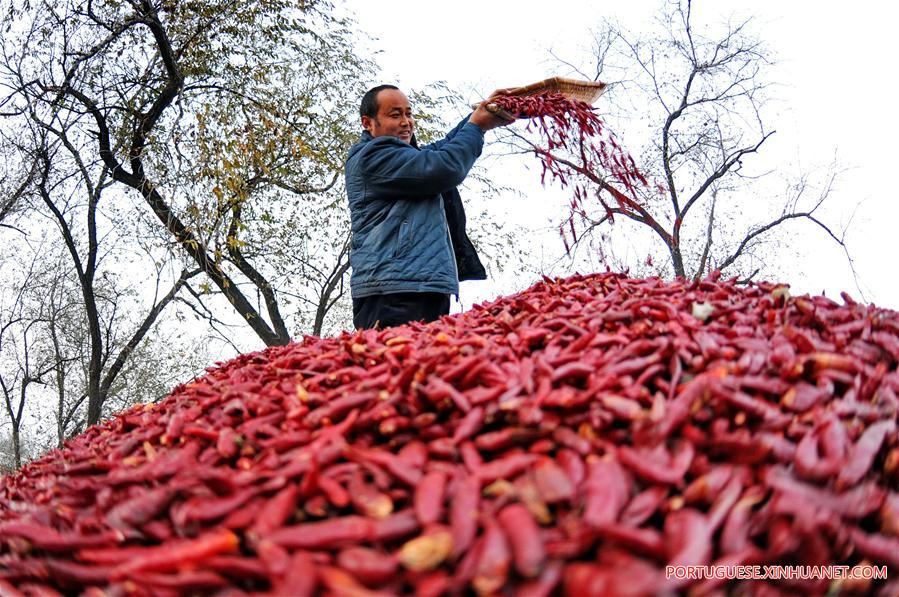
360,84,399,119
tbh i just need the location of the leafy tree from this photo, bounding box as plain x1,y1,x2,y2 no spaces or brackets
1,0,372,348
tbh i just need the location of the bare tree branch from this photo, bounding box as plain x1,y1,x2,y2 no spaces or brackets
0,160,37,223
679,131,775,223
313,237,351,336
695,189,717,281
99,268,200,399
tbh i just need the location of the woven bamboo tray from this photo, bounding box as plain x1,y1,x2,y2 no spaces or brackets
507,77,608,104
478,77,608,120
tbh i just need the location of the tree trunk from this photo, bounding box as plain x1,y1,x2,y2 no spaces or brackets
78,270,104,426
56,369,65,448
670,241,687,279
50,323,67,447
85,310,103,425
12,424,21,469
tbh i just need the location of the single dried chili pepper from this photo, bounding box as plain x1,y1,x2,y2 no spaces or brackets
475,453,538,484
176,487,258,526
766,516,801,558
652,370,721,439
532,456,575,504
141,519,175,542
592,523,666,559
427,437,457,460
317,475,351,508
336,546,397,587
304,391,377,428
599,394,644,421
317,564,394,597
849,527,899,568
370,509,421,543
396,441,429,470
764,466,885,518
497,503,545,578
806,352,859,374
204,555,269,580
664,508,712,568
756,431,798,464
264,516,374,549
41,559,115,585
551,426,593,454
76,544,170,565
460,441,483,474
0,524,124,553
473,428,539,452
561,562,611,597
412,570,452,597
711,382,792,429
248,482,298,537
707,476,745,532
472,521,511,596
837,420,896,489
105,487,177,533
555,449,586,488
451,407,485,445
351,447,424,487
112,529,238,577
618,441,693,486
582,457,629,527
780,381,829,412
348,472,394,520
881,491,899,536
450,475,481,558
133,570,229,591
423,377,472,413
516,559,564,597
684,466,733,504
108,441,201,484
514,475,553,525
795,430,842,481
260,430,312,453
619,486,668,528
414,471,447,526
872,331,899,360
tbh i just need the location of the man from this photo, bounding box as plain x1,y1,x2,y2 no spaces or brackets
345,85,513,329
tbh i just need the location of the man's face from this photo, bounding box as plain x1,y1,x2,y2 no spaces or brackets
362,89,414,143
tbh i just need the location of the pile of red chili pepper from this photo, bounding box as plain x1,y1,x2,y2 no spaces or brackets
3,272,899,595
493,93,652,249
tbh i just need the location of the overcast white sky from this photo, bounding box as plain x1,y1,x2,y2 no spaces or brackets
340,1,898,310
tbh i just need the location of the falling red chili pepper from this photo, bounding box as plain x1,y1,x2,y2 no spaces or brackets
493,92,656,247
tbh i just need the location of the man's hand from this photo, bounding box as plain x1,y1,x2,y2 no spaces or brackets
469,89,518,132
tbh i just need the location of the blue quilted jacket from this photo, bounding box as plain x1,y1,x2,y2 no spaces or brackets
345,117,485,298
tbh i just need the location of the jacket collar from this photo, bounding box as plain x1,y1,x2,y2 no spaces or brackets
357,130,420,149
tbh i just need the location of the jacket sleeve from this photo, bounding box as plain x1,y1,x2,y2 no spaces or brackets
421,115,475,152
362,121,485,198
